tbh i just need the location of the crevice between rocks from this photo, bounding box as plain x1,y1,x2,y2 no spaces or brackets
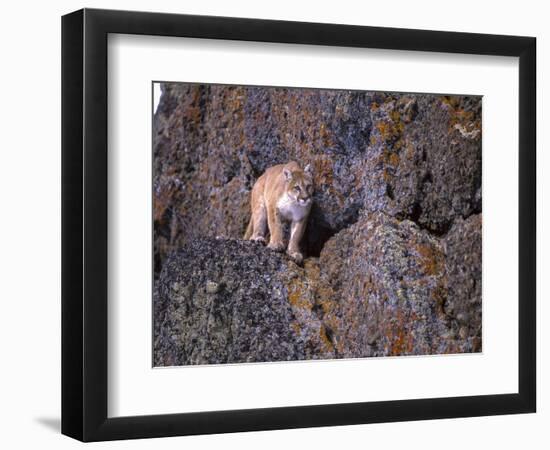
396,204,481,240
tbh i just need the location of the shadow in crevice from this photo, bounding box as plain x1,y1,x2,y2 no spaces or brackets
302,202,362,258
291,205,334,259
303,222,339,258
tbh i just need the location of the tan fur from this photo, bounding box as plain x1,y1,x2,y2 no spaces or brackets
244,161,313,264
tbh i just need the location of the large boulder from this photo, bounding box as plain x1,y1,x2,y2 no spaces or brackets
314,212,481,357
153,238,333,366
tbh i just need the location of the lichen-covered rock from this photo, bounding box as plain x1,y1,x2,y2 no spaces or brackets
153,238,333,366
365,95,482,235
153,84,481,276
154,216,482,365
442,214,482,352
316,212,464,357
152,83,483,363
275,92,482,237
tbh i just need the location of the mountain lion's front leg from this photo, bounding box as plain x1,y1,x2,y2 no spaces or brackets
287,219,306,264
250,203,267,244
267,205,285,252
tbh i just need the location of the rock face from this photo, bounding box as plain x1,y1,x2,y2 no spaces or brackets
314,212,480,357
153,82,482,365
442,214,483,352
154,238,332,366
153,84,481,275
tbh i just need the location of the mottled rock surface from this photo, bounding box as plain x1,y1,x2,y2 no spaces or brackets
153,83,482,365
154,238,332,366
442,214,483,352
153,84,481,275
315,212,478,357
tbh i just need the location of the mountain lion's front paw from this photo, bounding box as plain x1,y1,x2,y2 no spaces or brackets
288,250,303,265
268,241,285,252
251,236,266,245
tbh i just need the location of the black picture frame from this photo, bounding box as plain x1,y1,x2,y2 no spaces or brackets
61,8,536,442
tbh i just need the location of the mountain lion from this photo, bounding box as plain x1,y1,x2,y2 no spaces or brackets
244,161,313,264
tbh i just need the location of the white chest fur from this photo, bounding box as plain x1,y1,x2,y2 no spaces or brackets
277,194,311,222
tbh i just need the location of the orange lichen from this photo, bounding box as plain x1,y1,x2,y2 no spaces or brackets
313,155,334,186
432,279,448,315
416,243,444,276
302,259,342,353
287,277,313,310
387,152,400,167
441,95,460,108
390,110,401,122
441,96,481,139
319,325,334,352
375,116,405,143
386,311,414,356
376,121,392,141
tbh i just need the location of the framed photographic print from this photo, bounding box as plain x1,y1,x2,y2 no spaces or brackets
61,8,536,442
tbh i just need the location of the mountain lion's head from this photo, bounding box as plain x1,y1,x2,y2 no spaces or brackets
283,164,314,206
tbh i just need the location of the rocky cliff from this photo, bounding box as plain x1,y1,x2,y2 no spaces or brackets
153,83,482,365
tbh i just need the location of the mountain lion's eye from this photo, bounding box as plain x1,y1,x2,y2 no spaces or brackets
294,186,301,192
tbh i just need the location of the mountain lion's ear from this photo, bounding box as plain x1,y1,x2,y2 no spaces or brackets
283,167,292,181
304,163,313,175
